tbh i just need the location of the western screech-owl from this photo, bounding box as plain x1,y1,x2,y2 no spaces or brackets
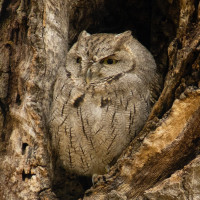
50,30,160,176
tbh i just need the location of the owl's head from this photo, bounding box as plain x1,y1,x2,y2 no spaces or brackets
66,30,157,87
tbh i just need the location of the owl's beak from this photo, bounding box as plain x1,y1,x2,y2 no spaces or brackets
86,68,92,84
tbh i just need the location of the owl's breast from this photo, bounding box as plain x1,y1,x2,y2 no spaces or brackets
51,79,150,175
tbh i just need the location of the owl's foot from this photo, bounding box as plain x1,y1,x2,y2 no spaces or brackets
92,165,110,185
92,173,108,186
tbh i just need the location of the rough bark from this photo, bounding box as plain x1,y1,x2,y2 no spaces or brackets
0,0,199,200
0,0,68,199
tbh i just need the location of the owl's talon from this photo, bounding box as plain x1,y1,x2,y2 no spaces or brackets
105,165,110,173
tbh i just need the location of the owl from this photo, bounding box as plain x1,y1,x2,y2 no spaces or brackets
50,30,160,176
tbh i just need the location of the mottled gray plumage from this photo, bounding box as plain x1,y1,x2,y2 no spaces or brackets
50,31,160,176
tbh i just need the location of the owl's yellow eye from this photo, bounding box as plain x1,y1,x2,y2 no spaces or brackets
76,57,82,64
101,58,118,65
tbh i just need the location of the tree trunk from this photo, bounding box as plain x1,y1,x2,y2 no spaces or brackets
0,0,199,199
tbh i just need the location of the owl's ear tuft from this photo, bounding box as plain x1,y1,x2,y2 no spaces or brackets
79,30,91,39
115,31,132,39
115,31,132,45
